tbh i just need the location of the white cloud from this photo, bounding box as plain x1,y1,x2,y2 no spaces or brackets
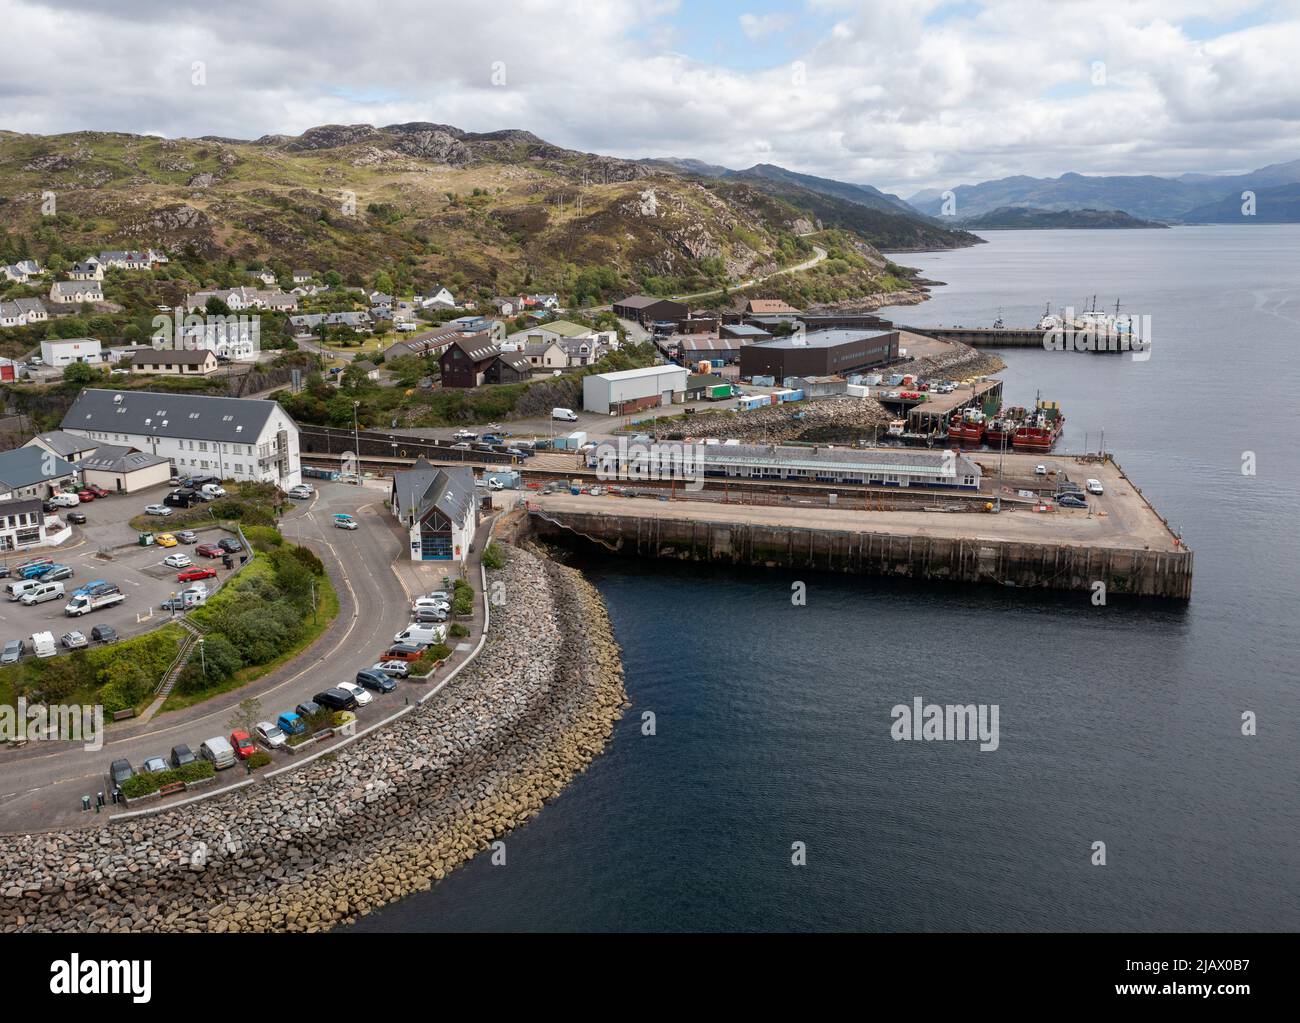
1,0,1298,193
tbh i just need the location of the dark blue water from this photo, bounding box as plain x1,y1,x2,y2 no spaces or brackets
352,227,1300,931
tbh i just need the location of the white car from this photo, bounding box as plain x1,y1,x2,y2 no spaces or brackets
144,504,173,516
1086,478,1105,495
412,597,450,613
61,630,88,650
163,553,192,568
51,492,81,508
337,681,373,706
288,484,314,500
1034,464,1048,476
253,721,286,749
452,430,477,441
373,660,410,678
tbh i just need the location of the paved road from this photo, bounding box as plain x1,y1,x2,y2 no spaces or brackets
672,245,827,301
0,482,436,833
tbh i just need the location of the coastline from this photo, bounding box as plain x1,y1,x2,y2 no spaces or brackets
0,541,628,932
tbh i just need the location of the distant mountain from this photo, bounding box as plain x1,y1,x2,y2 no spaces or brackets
1182,182,1300,223
961,207,1168,230
723,163,922,217
907,161,1300,223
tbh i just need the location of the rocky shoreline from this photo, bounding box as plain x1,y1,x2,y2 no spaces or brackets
0,542,628,932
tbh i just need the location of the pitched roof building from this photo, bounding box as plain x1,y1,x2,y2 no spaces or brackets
389,460,478,562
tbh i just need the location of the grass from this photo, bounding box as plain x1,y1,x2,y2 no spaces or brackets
158,568,339,713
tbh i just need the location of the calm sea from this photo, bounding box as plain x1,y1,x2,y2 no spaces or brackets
351,226,1300,932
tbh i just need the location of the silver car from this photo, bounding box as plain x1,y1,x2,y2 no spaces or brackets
61,631,88,650
253,721,287,749
1,639,22,665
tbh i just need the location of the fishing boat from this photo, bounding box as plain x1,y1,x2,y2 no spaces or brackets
1012,399,1065,452
947,407,986,443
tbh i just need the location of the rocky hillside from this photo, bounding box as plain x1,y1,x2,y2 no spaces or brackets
0,123,975,301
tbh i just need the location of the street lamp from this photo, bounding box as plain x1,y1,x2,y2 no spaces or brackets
198,638,206,677
353,400,361,465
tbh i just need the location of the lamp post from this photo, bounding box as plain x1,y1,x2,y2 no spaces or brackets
198,637,206,677
353,400,361,462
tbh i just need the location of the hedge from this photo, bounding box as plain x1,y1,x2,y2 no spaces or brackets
119,759,215,798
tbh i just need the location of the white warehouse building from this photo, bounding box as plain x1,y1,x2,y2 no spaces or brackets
582,364,689,415
40,337,103,367
59,389,302,491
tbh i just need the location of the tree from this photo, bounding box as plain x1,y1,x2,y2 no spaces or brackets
61,361,99,386
227,696,265,735
205,296,231,316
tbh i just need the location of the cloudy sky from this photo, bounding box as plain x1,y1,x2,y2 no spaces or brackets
3,0,1299,195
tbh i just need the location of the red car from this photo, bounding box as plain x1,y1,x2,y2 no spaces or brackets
229,730,256,760
85,484,110,498
195,543,223,558
177,567,218,583
380,645,425,663
77,490,96,502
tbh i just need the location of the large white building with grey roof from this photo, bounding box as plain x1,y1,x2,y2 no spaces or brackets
59,389,302,491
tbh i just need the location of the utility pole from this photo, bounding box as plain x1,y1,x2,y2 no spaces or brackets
353,400,361,460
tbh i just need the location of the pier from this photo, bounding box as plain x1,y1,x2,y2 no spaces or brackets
900,326,1048,348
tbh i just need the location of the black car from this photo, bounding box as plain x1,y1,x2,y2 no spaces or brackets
67,511,87,525
169,744,196,768
356,669,397,693
313,687,358,711
91,624,118,643
295,700,322,719
217,538,242,553
109,758,134,787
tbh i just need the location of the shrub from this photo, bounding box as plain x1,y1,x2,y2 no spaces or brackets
246,751,272,770
449,623,470,638
119,759,214,797
481,541,505,569
243,524,284,550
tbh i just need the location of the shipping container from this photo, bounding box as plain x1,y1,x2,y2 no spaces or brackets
302,466,341,481
750,375,775,387
708,384,732,400
846,384,871,398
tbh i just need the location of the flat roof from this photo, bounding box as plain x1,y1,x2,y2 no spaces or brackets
752,328,894,350
590,364,688,382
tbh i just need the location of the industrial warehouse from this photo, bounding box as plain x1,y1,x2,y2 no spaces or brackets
582,364,689,415
588,441,983,490
738,328,899,379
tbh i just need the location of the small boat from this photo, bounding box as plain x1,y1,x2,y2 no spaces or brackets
948,408,986,443
1011,399,1065,452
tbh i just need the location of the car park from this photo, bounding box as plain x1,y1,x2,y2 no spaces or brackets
229,730,257,759
144,504,173,516
141,756,168,774
337,681,373,706
164,552,192,568
371,661,409,678
358,668,398,692
254,721,287,749
1,639,22,665
314,687,358,711
169,744,196,768
276,712,306,736
60,630,88,649
91,624,118,644
67,511,87,525
294,700,322,719
155,533,178,547
196,543,223,558
178,567,218,583
288,484,314,500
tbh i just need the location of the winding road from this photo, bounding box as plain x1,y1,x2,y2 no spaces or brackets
671,245,827,301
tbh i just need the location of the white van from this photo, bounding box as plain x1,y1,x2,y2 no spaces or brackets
200,483,226,500
551,407,579,422
198,736,236,770
1086,478,1104,495
6,579,43,602
393,623,447,647
20,581,64,606
30,631,56,659
50,492,81,508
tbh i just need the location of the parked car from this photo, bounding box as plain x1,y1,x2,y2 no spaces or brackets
91,624,118,644
163,552,192,569
412,607,448,624
159,596,188,612
254,721,287,749
229,730,257,760
358,667,398,692
67,511,87,525
199,736,236,770
337,681,373,706
169,744,196,768
195,543,223,558
1086,478,1105,495
412,597,450,613
287,484,314,500
60,630,88,650
155,533,178,548
276,712,306,736
144,504,173,516
178,567,218,583
381,644,425,663
109,758,135,788
1034,464,1048,476
200,484,226,500
294,700,322,719
1058,494,1089,510
314,687,358,711
217,538,243,553
40,565,73,582
176,530,198,544
371,660,409,678
1,639,22,665
452,429,477,441
141,756,168,774
480,433,503,446
85,484,110,498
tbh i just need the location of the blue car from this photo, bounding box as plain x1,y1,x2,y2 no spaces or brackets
20,563,53,579
480,434,504,446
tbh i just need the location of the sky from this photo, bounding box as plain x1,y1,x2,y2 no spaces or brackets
2,0,1299,196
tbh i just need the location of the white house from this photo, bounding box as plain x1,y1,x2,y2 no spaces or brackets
0,298,48,324
390,460,477,563
0,498,51,553
67,260,103,281
97,250,152,270
24,430,100,464
50,280,103,305
41,337,103,367
184,287,298,313
417,286,457,309
76,444,172,494
2,260,43,283
60,389,302,491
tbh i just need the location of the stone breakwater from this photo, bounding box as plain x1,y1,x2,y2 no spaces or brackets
0,544,627,932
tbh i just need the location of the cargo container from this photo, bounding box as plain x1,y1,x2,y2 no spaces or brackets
846,384,871,398
863,373,884,385
707,384,732,400
749,375,776,387
302,466,341,481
